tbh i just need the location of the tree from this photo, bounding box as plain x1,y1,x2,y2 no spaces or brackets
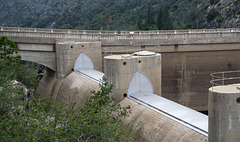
138,16,151,30
183,6,206,29
63,77,135,141
0,37,39,120
0,36,21,62
157,7,163,30
138,6,156,30
163,15,173,30
146,7,155,26
209,0,220,5
206,8,219,22
0,36,37,89
157,6,173,30
58,24,73,29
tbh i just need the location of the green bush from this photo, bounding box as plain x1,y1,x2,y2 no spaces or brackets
206,8,219,22
216,16,223,23
209,0,219,5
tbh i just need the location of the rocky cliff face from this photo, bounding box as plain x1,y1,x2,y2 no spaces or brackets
209,0,240,28
220,0,235,4
0,0,80,27
0,0,239,30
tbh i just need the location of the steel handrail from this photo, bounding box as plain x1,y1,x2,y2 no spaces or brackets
210,70,240,86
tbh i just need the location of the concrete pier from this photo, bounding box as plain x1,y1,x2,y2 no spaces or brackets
209,85,240,142
55,41,102,80
104,52,161,103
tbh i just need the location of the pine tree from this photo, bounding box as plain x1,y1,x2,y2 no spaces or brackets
146,7,154,26
162,7,173,30
137,16,143,30
0,36,21,62
157,7,163,30
157,6,173,30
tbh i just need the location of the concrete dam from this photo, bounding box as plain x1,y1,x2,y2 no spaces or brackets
39,50,208,141
1,27,240,141
1,27,240,111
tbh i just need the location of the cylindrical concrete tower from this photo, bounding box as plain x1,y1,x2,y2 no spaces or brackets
209,85,240,142
104,51,161,103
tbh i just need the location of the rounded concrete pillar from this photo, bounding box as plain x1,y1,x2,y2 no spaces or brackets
209,85,240,142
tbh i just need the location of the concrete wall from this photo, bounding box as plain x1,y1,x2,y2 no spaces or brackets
56,41,102,80
119,98,207,142
18,43,54,51
104,54,161,103
161,50,240,111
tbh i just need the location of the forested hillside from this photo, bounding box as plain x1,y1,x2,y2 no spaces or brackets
0,0,239,30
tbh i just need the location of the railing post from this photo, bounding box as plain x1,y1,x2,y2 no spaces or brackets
211,74,214,88
222,72,225,85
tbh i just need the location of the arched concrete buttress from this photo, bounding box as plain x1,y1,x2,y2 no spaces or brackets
74,53,94,71
128,71,154,96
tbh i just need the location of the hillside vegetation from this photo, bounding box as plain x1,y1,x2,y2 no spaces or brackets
0,0,239,30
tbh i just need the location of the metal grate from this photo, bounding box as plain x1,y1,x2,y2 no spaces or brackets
210,70,240,86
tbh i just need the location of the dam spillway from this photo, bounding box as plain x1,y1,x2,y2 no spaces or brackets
38,51,208,141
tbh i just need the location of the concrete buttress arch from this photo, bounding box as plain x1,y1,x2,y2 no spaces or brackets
74,53,94,71
128,71,154,96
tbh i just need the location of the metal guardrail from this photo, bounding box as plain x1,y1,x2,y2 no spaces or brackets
210,70,240,86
